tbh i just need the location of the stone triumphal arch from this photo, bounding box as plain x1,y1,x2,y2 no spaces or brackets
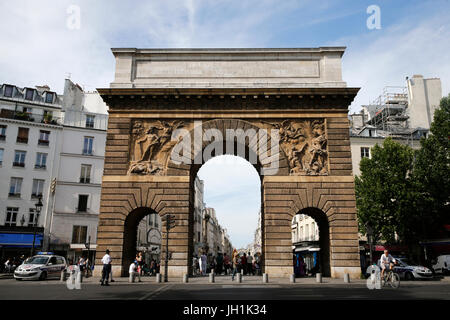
95,48,361,279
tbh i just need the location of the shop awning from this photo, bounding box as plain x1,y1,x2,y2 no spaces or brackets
0,233,43,248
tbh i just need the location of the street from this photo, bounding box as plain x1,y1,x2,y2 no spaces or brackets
0,275,449,300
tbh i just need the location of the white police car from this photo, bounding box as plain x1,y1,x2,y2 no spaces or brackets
394,257,433,280
14,253,67,281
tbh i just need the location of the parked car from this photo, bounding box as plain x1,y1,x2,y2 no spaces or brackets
432,255,450,275
394,257,433,280
14,253,67,281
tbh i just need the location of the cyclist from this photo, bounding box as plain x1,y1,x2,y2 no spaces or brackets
380,249,396,279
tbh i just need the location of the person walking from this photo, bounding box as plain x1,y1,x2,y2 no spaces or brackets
200,252,207,276
223,253,230,275
101,249,112,286
241,253,247,275
136,252,143,282
231,249,240,281
247,253,253,276
216,253,224,275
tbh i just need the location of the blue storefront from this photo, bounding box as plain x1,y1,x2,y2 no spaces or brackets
0,229,44,261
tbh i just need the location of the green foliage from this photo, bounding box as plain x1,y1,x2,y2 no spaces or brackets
356,94,450,245
355,138,415,244
412,94,450,238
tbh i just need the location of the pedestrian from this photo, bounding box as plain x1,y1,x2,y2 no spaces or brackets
247,253,253,275
129,260,141,282
101,249,112,286
217,253,224,275
231,249,240,281
78,256,86,276
150,259,156,276
223,253,230,275
192,256,198,276
136,252,143,281
200,251,207,276
4,258,11,273
241,253,247,275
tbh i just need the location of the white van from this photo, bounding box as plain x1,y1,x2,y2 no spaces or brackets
432,255,450,275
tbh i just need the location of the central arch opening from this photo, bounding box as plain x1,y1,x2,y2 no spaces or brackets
191,155,262,276
291,208,331,277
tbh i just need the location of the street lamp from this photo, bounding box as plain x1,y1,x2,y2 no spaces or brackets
203,209,210,254
31,195,43,257
162,214,176,282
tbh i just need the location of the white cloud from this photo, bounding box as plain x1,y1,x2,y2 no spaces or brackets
341,11,450,112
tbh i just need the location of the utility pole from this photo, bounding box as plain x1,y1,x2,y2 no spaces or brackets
162,214,176,282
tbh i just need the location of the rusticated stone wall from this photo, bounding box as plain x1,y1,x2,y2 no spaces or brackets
95,91,361,279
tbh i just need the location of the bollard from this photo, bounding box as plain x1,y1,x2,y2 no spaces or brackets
237,273,242,283
344,273,350,283
209,273,215,283
183,274,189,283
156,273,162,283
316,273,322,283
241,269,244,276
290,274,296,283
129,273,135,283
262,273,269,283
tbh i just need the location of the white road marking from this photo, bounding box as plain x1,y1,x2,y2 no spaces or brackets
139,284,173,300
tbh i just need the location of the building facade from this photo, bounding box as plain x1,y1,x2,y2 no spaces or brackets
47,80,108,263
0,83,63,260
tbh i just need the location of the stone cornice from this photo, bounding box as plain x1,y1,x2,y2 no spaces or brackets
98,88,359,112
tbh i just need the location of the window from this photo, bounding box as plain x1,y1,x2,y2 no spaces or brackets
32,179,45,198
38,130,50,146
25,89,34,101
77,195,89,212
300,226,303,240
9,178,22,197
28,208,39,227
16,127,29,144
23,107,32,114
305,224,309,240
35,153,47,169
0,148,3,165
83,137,94,155
13,150,26,167
5,207,19,226
45,92,54,104
361,147,370,159
85,115,95,128
4,85,13,97
72,225,88,244
0,125,6,140
198,232,201,242
80,164,91,184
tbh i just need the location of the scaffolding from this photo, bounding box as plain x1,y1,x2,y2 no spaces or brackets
366,86,409,133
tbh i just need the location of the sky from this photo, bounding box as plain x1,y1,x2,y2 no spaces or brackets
1,0,449,248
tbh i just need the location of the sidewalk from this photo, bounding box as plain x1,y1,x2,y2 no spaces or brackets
0,273,13,280
79,274,367,285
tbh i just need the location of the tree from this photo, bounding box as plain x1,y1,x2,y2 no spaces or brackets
412,94,450,240
355,138,415,244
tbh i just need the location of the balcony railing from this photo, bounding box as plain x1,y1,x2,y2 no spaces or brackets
34,164,47,169
38,139,49,146
13,162,25,167
0,109,62,125
16,137,28,144
79,177,91,184
8,193,21,198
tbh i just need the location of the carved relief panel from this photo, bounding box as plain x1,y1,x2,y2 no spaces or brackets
127,119,328,176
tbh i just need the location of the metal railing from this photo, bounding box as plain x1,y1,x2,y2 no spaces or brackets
0,109,62,125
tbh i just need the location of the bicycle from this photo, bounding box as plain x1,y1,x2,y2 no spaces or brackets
382,263,400,289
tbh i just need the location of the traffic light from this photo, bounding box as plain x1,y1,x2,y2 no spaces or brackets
163,214,177,230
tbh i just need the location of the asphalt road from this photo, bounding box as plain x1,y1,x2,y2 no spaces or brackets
0,277,449,300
